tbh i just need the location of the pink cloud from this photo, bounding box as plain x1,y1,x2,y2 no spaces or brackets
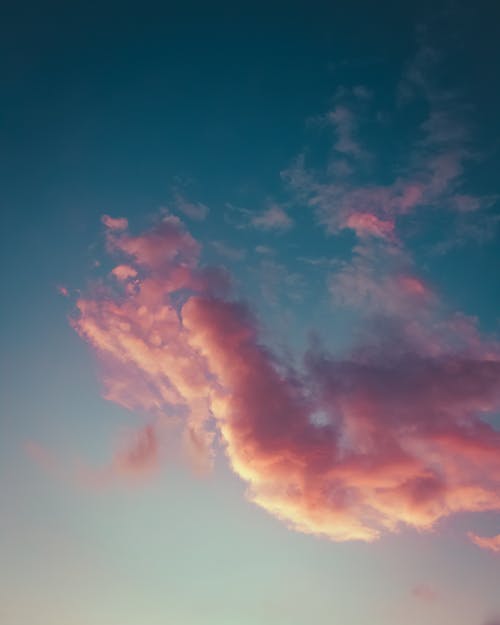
111,264,138,281
411,583,439,602
398,275,428,296
74,425,163,489
468,532,500,553
345,212,395,239
101,214,128,231
67,215,500,542
109,424,159,478
184,293,500,541
304,179,431,238
282,67,492,248
27,425,161,490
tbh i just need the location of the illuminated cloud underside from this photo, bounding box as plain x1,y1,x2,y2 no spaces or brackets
72,214,500,542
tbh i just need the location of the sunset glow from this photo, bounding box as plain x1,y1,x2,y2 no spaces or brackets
2,3,500,625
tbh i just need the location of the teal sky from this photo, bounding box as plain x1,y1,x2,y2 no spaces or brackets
2,2,500,624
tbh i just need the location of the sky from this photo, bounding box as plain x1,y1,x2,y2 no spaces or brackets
2,1,500,624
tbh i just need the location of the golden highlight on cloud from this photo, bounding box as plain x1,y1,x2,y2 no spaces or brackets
70,214,500,542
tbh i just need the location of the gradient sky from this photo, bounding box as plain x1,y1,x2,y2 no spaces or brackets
2,2,500,624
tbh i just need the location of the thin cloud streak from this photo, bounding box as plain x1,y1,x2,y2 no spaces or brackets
251,204,293,231
26,424,162,488
173,192,210,221
468,532,500,553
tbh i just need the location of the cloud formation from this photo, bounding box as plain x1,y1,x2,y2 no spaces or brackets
70,213,500,542
251,204,293,231
63,40,500,541
468,533,500,554
282,46,498,248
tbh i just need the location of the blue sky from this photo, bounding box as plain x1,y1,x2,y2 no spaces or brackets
2,2,500,624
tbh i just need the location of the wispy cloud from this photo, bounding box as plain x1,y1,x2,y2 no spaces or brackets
26,424,162,488
327,104,370,160
256,259,305,305
411,583,439,602
251,203,294,231
101,214,128,231
211,240,246,261
468,532,500,553
173,192,209,221
255,244,275,255
56,284,69,297
282,44,497,248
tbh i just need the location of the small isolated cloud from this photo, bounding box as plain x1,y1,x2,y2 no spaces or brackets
298,256,338,267
353,85,372,100
468,532,500,553
255,245,275,255
211,240,246,261
102,215,128,231
56,285,69,297
327,105,369,160
173,193,209,221
111,264,138,281
251,204,293,231
412,583,439,602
